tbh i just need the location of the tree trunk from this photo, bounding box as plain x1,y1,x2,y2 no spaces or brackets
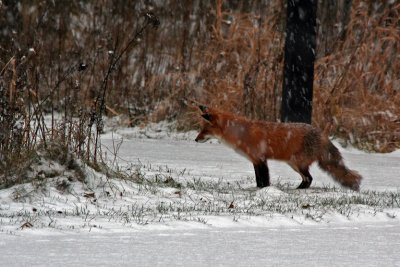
281,0,317,124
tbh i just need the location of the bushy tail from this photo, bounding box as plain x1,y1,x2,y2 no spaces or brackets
318,139,362,191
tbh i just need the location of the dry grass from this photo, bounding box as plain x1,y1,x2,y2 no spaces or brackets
313,1,400,152
0,0,399,156
0,3,159,185
182,0,400,152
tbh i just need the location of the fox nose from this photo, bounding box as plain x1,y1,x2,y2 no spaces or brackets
195,138,199,142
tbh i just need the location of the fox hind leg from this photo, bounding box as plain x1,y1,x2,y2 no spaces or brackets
253,162,270,188
288,163,313,189
297,168,313,189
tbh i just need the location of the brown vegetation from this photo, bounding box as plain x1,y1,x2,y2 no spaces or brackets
0,0,399,183
314,1,400,152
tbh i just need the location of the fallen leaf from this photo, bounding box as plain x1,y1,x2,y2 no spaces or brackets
20,222,33,229
84,192,95,198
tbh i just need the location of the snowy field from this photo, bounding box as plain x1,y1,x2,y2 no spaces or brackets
1,224,400,266
1,122,399,266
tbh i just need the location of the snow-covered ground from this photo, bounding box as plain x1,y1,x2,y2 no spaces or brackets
1,122,399,266
1,223,400,266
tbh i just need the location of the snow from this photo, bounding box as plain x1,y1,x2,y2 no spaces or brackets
1,224,400,266
1,122,399,266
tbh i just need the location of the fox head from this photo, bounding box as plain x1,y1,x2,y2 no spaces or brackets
195,105,223,143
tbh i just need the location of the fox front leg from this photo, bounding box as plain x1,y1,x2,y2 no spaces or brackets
253,162,270,188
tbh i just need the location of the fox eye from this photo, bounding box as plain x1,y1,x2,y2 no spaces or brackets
201,113,212,122
199,105,208,113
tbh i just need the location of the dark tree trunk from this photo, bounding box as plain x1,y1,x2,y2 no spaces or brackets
281,0,317,124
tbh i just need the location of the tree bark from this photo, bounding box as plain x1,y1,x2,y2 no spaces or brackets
281,0,317,124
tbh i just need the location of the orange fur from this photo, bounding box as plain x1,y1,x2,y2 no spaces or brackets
195,106,362,190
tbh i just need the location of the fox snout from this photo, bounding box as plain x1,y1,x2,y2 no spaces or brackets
195,104,219,143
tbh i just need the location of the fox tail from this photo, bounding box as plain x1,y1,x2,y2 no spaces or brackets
318,139,362,191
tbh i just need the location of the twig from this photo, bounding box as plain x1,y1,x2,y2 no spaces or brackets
90,12,160,162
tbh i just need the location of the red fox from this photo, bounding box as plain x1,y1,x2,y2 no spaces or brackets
194,105,362,191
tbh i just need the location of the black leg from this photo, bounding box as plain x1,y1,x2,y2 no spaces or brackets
253,162,270,188
297,168,313,189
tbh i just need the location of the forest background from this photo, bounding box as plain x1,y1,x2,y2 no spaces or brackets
1,0,399,180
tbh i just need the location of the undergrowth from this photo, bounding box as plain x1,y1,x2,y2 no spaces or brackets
1,152,399,231
99,161,400,221
0,0,398,206
1,0,398,157
0,11,160,188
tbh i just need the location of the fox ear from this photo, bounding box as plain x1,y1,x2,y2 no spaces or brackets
201,113,212,122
